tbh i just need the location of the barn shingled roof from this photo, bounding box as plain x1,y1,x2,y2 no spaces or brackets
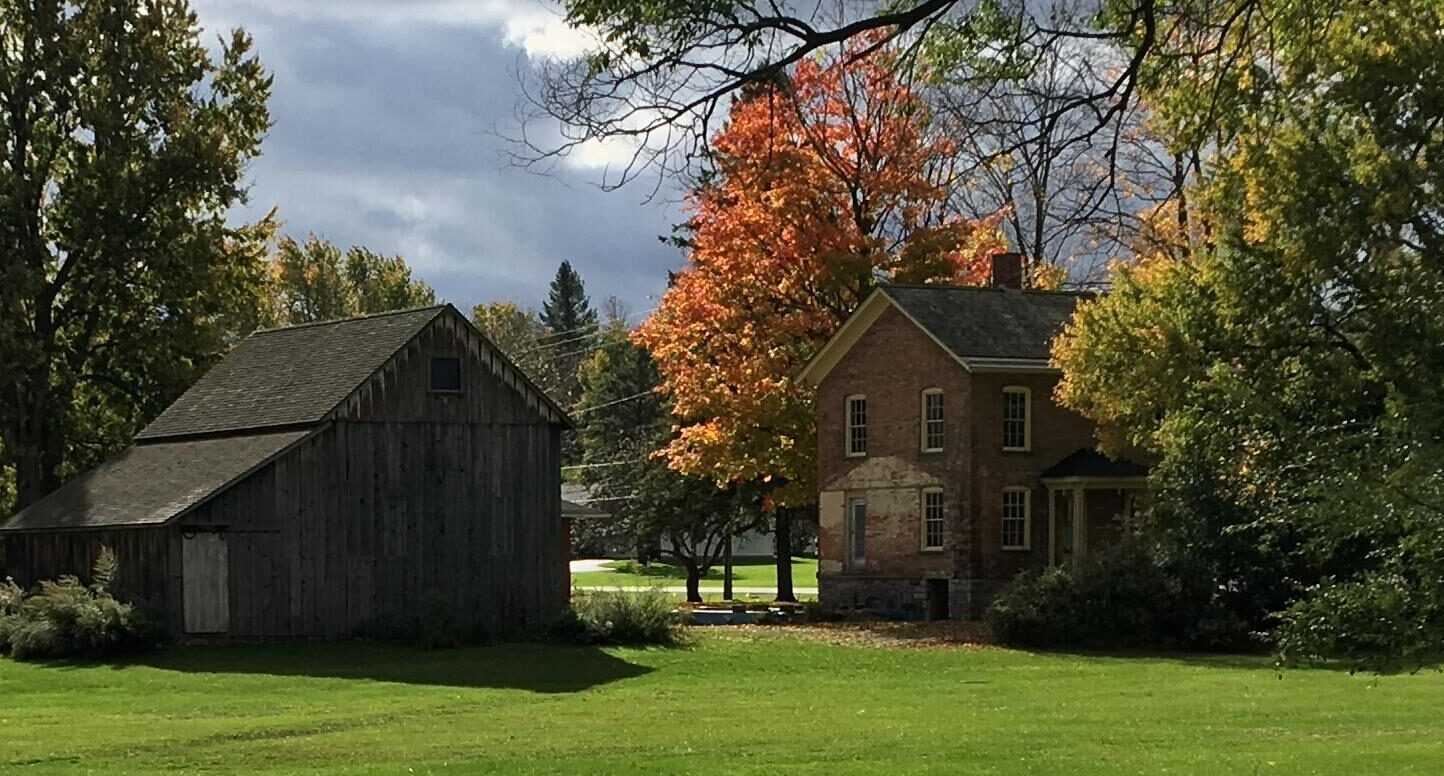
4,304,573,532
136,305,448,440
879,284,1088,362
0,430,311,531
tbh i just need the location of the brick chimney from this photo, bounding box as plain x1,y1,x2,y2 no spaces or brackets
990,252,1025,290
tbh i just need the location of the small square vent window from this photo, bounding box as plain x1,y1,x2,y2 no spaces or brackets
430,357,462,392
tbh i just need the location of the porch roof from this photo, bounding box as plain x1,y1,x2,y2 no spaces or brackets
1041,448,1149,482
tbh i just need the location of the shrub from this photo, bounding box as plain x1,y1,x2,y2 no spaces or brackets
0,576,23,653
0,548,162,661
987,539,1253,651
1275,573,1444,672
555,589,684,646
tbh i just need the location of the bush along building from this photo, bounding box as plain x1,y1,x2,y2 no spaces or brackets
799,254,1150,619
0,305,571,640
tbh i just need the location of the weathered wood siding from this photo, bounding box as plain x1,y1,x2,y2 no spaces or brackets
177,309,566,638
0,528,181,633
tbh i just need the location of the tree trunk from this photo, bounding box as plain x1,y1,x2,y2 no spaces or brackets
684,559,703,603
723,534,734,601
11,366,64,511
774,507,797,603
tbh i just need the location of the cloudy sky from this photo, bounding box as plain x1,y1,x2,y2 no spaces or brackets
191,0,683,319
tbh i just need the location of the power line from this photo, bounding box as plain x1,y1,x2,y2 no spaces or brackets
569,388,658,415
561,459,647,471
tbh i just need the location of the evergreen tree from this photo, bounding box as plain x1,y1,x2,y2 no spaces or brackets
539,261,599,461
540,260,599,339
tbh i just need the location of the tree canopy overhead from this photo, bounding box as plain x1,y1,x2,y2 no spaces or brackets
0,0,274,512
526,0,1165,190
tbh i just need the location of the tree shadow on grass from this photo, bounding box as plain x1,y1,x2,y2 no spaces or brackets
66,642,655,693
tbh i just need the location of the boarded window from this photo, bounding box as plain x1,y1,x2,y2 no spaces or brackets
430,357,463,392
1001,488,1030,550
846,396,867,456
922,390,945,451
849,497,867,562
922,488,945,550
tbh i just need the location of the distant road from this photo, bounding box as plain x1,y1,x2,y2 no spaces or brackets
573,584,820,595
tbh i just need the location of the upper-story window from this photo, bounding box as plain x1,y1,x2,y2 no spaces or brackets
921,487,945,551
921,389,944,452
430,357,463,393
1002,386,1030,451
845,395,867,457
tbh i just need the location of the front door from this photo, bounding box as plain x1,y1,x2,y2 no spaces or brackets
182,532,230,634
926,579,950,620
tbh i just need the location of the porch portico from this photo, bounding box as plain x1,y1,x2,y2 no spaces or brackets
1040,449,1150,569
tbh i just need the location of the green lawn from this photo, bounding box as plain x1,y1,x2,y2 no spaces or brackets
2,630,1442,774
572,556,819,589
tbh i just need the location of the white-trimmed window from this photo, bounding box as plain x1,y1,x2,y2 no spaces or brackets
922,488,945,551
1001,487,1031,550
848,497,868,563
1002,386,1031,451
920,389,945,452
845,395,868,457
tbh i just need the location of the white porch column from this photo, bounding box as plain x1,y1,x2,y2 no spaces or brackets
1071,487,1088,569
1047,486,1057,566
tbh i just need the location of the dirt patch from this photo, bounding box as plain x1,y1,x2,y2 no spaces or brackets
700,620,994,650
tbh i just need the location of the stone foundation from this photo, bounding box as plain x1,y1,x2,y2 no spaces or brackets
820,574,1000,619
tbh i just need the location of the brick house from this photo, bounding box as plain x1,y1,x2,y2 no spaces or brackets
798,255,1149,619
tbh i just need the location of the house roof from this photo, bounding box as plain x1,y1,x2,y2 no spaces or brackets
137,306,448,440
879,284,1087,362
0,430,313,532
1041,448,1150,480
799,283,1092,385
562,483,615,520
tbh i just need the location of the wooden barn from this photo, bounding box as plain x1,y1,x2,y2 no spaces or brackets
0,304,572,639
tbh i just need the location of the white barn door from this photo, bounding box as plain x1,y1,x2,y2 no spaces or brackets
182,533,230,634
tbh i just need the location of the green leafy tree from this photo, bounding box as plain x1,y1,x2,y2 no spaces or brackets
267,234,435,326
0,1,274,512
1054,0,1444,669
471,301,561,394
576,320,755,602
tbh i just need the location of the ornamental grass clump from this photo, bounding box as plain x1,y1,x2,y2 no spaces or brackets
557,588,685,646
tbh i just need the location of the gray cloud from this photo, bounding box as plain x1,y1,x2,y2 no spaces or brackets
193,0,682,317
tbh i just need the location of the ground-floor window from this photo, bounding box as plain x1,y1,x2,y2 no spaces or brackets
1001,487,1031,550
921,488,944,550
848,497,867,563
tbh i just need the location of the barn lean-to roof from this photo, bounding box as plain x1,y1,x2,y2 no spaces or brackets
3,304,571,532
0,430,312,532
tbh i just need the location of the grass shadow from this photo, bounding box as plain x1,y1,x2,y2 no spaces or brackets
69,641,655,693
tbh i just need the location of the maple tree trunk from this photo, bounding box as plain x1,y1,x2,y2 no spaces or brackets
684,559,703,603
774,508,797,603
723,534,734,601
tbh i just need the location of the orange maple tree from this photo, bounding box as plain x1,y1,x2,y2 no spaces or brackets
634,44,1007,506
